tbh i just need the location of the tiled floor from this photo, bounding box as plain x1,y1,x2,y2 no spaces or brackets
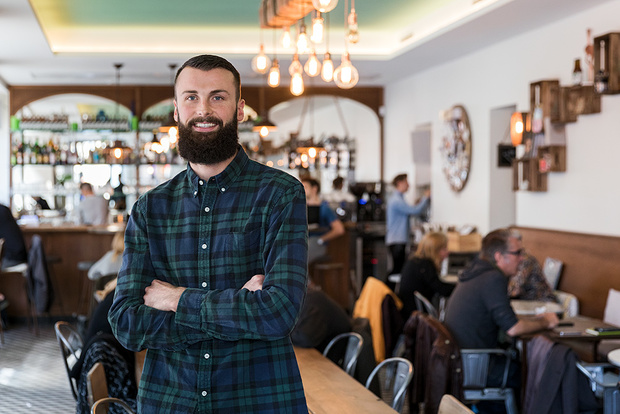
0,321,76,413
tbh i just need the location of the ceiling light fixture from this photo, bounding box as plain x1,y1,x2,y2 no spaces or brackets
251,43,271,74
347,0,359,44
311,11,324,44
304,50,322,77
312,0,338,13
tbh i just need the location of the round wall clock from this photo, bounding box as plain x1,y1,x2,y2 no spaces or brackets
440,105,472,192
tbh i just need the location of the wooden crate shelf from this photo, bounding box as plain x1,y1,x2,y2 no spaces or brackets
530,80,561,123
538,145,566,172
593,32,620,94
512,158,548,192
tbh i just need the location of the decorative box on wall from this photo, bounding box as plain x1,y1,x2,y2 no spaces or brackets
568,85,601,116
530,80,561,123
537,145,566,173
512,158,548,192
593,32,620,94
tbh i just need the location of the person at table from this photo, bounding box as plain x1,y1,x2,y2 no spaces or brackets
385,174,430,276
398,231,455,319
74,182,109,225
108,54,308,413
0,203,27,269
302,177,345,266
507,231,556,302
88,231,124,281
444,228,559,412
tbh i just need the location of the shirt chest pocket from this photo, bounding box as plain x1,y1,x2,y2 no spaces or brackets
224,228,263,266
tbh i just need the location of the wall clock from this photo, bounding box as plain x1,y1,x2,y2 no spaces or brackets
440,105,472,192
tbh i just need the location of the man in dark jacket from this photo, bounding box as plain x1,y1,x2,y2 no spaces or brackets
444,228,559,412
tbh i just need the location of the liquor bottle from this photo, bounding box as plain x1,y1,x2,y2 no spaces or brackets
594,39,609,94
572,59,582,86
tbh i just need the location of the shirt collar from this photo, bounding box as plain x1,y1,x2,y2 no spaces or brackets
186,145,249,197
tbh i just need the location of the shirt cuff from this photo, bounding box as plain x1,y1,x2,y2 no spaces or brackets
175,287,203,327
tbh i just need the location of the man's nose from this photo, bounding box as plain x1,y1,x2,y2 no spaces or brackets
196,101,212,116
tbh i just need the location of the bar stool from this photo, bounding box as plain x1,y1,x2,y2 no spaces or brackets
77,261,95,317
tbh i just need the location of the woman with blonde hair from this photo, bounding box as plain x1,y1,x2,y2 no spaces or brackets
88,231,124,281
398,232,455,318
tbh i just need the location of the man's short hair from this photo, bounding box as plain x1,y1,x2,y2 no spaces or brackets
480,228,518,263
392,174,407,187
80,182,93,192
175,54,241,102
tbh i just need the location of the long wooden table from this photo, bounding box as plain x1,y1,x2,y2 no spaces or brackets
294,347,397,414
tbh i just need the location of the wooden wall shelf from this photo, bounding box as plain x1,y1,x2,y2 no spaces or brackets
538,145,566,172
594,32,620,94
512,158,548,192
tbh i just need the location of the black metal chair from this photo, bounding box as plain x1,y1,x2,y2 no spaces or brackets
365,357,413,413
54,320,84,400
323,332,364,376
91,397,136,414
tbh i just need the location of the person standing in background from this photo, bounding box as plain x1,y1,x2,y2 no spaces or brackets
324,176,356,204
302,177,345,266
108,54,308,413
75,182,108,225
385,174,430,276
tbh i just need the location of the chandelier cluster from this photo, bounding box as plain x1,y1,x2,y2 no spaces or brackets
254,0,360,96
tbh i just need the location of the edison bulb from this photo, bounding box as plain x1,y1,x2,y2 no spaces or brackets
321,52,334,82
259,126,270,138
280,26,292,49
312,0,338,13
333,53,359,89
289,54,303,76
296,24,310,54
290,72,305,96
347,10,359,44
311,13,324,44
304,51,321,77
251,44,271,74
268,60,280,87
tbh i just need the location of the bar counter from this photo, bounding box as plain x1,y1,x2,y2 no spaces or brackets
19,223,124,317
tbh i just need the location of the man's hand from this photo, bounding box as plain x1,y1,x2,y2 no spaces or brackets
539,312,560,329
144,279,186,313
243,274,265,292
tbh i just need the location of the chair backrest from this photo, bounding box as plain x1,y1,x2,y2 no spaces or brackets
438,394,474,414
54,321,84,400
414,291,438,319
0,238,5,261
542,257,563,290
323,332,364,376
91,397,136,414
604,288,620,326
87,362,109,408
365,357,413,413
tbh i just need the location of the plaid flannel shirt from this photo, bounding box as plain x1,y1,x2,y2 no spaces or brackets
109,147,308,413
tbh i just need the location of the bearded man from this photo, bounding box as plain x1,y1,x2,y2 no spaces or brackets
109,55,309,413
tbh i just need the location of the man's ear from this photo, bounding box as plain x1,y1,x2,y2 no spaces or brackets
237,99,245,122
173,101,179,122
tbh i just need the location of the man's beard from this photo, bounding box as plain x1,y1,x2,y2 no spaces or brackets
177,114,239,165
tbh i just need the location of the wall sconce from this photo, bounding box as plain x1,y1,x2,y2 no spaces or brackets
510,112,531,146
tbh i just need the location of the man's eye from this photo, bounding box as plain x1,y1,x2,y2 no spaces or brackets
213,96,224,101
186,95,197,101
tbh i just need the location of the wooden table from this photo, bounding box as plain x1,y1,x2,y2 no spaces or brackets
294,347,397,414
548,315,620,361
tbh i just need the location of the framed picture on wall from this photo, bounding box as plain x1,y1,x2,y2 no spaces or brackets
497,144,516,167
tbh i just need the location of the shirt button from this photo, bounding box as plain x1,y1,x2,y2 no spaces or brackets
199,180,204,185
204,353,210,359
202,391,208,397
204,207,210,213
202,243,207,250
202,282,207,288
194,191,197,196
221,187,226,192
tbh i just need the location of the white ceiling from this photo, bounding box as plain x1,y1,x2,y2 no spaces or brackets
0,0,615,88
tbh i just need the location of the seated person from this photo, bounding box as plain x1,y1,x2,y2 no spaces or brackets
291,281,352,353
88,231,125,281
444,228,559,411
0,203,28,269
301,177,345,265
74,182,109,226
507,231,556,302
399,231,454,319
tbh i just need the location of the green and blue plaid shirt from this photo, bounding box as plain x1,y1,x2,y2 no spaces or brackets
109,147,308,413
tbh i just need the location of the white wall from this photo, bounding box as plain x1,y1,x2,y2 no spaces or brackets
383,1,620,236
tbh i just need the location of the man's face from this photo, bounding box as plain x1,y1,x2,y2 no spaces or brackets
495,237,523,276
173,67,245,165
397,179,409,193
302,181,316,199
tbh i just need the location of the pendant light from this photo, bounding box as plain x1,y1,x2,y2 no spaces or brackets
347,0,359,44
267,30,280,88
296,20,310,54
304,50,322,77
321,13,334,82
280,26,292,49
312,0,338,13
291,72,305,96
333,52,359,89
252,87,278,138
289,53,303,76
311,11,324,44
251,39,271,74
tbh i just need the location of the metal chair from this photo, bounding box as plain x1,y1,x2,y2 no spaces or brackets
323,332,364,376
91,398,136,414
54,320,84,400
414,291,439,319
576,361,620,414
365,357,413,413
460,349,518,414
438,394,475,414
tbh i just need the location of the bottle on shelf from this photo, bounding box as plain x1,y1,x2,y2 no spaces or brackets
572,59,582,86
584,28,594,84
